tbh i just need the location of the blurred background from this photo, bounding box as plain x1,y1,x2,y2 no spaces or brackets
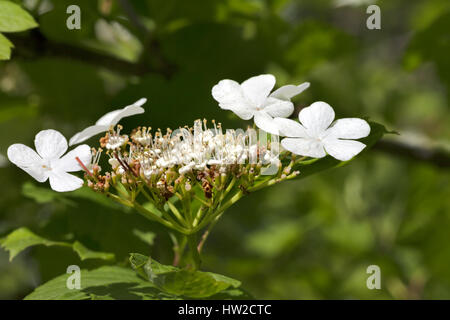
0,0,449,299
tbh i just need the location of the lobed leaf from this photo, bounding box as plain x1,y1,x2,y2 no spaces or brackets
0,227,115,261
72,241,115,261
24,266,175,300
129,253,242,298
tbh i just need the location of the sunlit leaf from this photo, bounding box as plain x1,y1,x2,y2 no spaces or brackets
0,33,13,60
0,227,65,261
72,241,115,261
0,1,38,32
24,266,176,300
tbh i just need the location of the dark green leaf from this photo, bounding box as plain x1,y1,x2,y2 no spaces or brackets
129,253,241,298
132,229,156,246
0,227,114,261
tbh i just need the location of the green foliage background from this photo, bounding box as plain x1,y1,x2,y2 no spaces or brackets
0,0,449,299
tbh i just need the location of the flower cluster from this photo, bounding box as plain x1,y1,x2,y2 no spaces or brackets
7,74,371,237
84,119,298,218
6,73,374,271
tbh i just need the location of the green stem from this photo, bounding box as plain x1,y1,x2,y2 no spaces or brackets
197,215,220,253
187,233,201,270
133,202,189,234
193,195,212,208
247,177,276,192
167,201,189,227
192,205,207,227
193,190,243,232
170,233,187,266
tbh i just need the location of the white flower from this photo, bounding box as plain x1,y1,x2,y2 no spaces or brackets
212,74,309,135
7,129,92,192
69,98,147,146
274,102,370,161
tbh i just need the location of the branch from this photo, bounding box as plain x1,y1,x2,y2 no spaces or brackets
8,29,175,78
373,139,450,168
117,0,148,35
291,107,450,168
117,0,174,79
7,28,450,169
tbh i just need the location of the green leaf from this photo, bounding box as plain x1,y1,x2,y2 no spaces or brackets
0,1,38,32
70,186,122,209
291,121,392,180
22,182,122,210
24,266,177,300
129,253,241,298
22,182,75,205
0,227,115,261
0,32,13,60
132,229,156,246
72,241,115,261
404,11,450,98
0,227,66,261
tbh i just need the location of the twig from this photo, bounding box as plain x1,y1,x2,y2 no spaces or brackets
8,29,450,169
8,29,175,78
373,139,450,168
117,0,148,35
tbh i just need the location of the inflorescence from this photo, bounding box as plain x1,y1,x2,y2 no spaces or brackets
83,120,300,236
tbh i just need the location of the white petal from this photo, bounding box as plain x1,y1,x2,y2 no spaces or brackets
212,79,245,107
95,110,123,126
270,82,310,100
227,105,255,120
54,145,92,172
325,118,370,140
7,143,42,167
110,98,146,125
254,111,279,135
7,144,48,182
69,125,109,146
70,98,147,146
263,98,294,118
22,166,49,182
241,74,275,107
48,170,84,192
273,118,309,138
323,139,366,161
212,79,254,120
281,137,326,158
34,129,68,160
299,101,335,137
96,98,147,126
